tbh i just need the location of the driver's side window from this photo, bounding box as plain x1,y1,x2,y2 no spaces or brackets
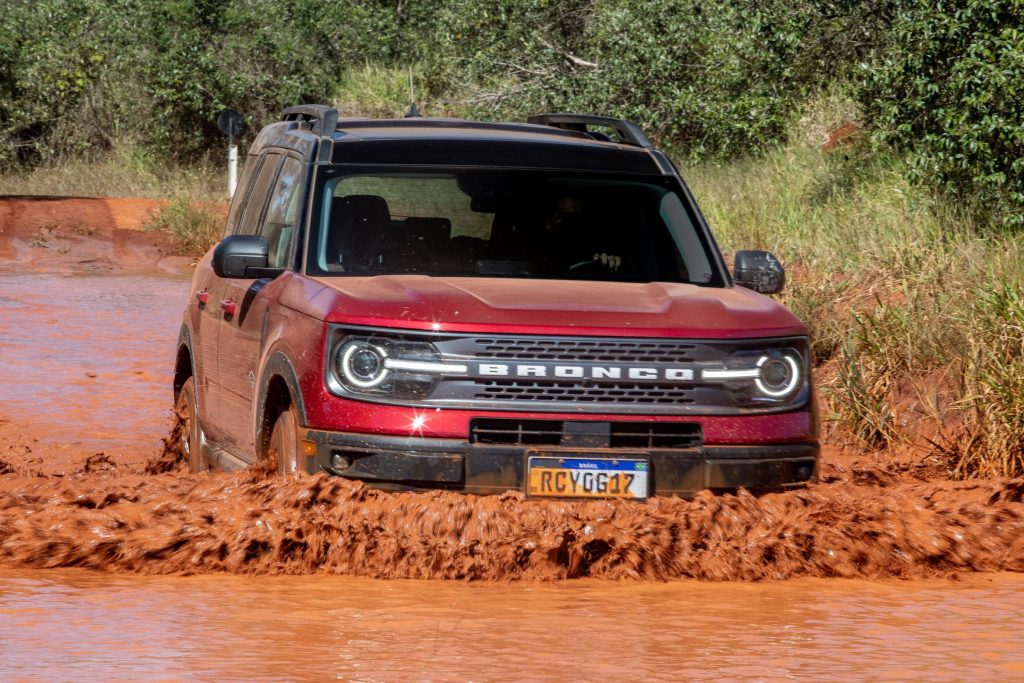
261,157,305,269
235,155,283,236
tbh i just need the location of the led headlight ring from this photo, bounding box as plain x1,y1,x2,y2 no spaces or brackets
754,354,801,398
339,342,389,388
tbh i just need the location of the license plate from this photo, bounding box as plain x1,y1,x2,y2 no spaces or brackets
527,455,649,500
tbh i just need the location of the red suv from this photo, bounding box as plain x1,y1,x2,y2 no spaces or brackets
173,105,818,499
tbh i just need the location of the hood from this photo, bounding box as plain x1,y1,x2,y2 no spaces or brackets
284,275,807,339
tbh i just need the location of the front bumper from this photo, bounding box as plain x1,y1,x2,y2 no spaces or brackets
303,429,819,497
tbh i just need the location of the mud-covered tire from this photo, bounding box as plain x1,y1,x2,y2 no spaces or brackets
267,405,305,475
176,377,208,473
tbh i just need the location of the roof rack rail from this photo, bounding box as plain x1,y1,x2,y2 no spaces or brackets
281,104,338,138
527,113,653,149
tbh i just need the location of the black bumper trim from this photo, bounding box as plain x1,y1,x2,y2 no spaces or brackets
306,429,819,496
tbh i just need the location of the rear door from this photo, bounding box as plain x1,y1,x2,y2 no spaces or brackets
217,154,306,455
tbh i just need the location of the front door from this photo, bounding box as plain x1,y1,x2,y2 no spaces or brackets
218,154,306,456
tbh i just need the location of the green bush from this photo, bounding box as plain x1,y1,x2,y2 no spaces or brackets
2,0,1023,230
859,0,1024,227
144,196,222,256
423,0,890,159
0,0,415,166
0,0,136,165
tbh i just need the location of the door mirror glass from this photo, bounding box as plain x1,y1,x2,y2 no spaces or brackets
733,250,785,294
212,235,270,278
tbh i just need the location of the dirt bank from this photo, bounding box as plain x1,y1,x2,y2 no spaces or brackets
0,195,192,274
1,196,1023,581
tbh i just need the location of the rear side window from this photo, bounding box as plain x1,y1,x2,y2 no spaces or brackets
261,157,305,268
223,156,258,236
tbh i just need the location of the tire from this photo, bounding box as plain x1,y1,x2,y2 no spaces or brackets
267,405,305,475
175,377,208,473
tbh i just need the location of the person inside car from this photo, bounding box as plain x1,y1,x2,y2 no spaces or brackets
539,195,623,274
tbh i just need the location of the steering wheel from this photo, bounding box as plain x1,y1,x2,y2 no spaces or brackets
567,259,605,273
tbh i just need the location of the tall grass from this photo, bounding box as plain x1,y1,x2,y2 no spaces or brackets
332,64,463,119
686,103,1024,478
143,198,223,257
0,144,223,200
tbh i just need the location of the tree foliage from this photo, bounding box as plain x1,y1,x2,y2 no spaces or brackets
0,0,407,165
425,1,892,159
0,0,1021,225
859,0,1024,226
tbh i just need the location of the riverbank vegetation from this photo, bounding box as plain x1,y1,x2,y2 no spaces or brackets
689,96,1024,478
2,0,1022,476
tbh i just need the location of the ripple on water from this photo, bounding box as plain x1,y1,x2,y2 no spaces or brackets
0,570,1022,681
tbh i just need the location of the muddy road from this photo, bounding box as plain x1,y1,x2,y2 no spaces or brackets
1,196,1024,677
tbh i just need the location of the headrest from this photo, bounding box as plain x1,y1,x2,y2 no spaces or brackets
402,217,452,248
490,209,541,247
328,194,391,265
331,194,391,230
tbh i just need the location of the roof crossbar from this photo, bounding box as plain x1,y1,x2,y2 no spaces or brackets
282,104,339,138
527,113,653,149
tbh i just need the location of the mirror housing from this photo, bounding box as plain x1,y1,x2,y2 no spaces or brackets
212,235,269,278
733,250,785,294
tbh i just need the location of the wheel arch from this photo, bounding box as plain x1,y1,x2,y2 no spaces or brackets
173,325,195,401
255,352,308,456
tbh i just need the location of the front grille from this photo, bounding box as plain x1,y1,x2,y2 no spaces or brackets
610,422,702,449
331,327,807,415
473,380,695,405
470,418,704,448
472,337,697,363
470,419,563,445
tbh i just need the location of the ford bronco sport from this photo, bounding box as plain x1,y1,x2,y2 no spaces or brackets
173,105,818,499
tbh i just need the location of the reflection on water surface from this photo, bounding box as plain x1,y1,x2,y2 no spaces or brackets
2,570,1023,681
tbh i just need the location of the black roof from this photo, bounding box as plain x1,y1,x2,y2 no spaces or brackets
249,110,672,175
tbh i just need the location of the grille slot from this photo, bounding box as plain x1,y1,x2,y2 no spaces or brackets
473,380,695,405
472,338,697,364
470,419,563,446
609,422,703,449
469,418,704,448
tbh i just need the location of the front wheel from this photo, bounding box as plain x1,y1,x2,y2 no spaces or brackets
175,377,208,473
266,405,306,475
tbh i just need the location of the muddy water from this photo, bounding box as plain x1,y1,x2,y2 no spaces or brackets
1,569,1022,680
2,263,1024,679
0,272,187,467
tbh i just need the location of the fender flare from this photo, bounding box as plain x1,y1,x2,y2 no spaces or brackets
254,351,308,446
173,323,195,400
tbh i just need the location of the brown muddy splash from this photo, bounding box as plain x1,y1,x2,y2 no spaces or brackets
1,197,1024,583
1,456,1022,580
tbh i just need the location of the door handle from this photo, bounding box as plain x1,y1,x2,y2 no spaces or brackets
220,299,237,316
195,289,209,306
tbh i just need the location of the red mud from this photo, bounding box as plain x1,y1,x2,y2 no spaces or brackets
1,196,1023,581
0,465,1022,580
0,195,197,275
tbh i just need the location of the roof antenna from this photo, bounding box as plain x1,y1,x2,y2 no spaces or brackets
404,66,422,118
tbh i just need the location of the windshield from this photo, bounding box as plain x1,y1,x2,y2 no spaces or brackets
308,169,721,284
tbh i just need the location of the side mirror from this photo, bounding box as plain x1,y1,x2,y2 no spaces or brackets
212,235,269,278
733,250,785,294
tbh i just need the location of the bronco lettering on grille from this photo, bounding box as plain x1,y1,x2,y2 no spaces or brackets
476,363,695,381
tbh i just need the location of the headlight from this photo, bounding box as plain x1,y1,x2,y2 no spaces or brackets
330,335,467,400
701,346,807,405
755,354,801,397
338,341,388,388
